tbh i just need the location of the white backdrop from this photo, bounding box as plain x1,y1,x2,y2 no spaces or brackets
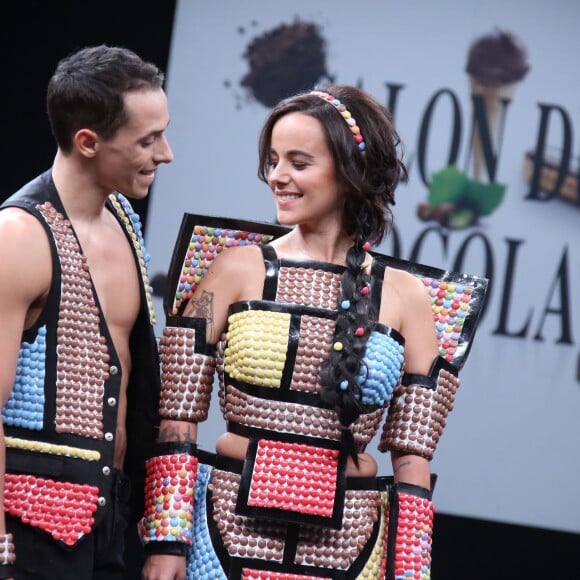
146,0,580,533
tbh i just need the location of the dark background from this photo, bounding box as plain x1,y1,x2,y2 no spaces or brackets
0,0,177,229
1,2,578,578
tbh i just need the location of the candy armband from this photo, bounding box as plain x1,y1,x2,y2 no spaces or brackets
386,483,434,580
143,442,198,556
379,357,460,460
159,316,216,423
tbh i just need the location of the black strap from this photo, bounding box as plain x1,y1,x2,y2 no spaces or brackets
369,253,386,313
144,542,188,557
259,244,279,300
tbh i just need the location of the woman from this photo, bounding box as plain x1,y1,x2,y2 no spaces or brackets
142,84,487,579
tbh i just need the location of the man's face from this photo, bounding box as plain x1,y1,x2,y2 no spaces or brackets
95,88,173,199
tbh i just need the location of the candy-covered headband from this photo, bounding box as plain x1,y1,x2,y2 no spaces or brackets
310,90,366,153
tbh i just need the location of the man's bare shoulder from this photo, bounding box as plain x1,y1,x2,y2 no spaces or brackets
0,207,50,257
0,208,52,317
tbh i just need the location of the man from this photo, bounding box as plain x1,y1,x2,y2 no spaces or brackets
0,45,173,578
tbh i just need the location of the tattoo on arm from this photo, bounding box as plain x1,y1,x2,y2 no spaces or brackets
187,290,214,320
187,290,215,335
393,460,412,475
158,425,194,444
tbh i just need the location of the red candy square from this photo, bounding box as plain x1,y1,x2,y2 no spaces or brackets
247,439,339,517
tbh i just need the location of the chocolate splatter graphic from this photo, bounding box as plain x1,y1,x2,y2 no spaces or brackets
239,18,330,107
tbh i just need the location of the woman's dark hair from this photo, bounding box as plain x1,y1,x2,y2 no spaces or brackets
47,45,165,153
258,84,408,458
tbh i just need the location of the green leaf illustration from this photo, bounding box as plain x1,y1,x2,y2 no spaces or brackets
463,180,506,215
428,165,506,216
428,166,469,205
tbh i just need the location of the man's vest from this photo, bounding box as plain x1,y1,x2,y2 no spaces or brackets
0,170,161,548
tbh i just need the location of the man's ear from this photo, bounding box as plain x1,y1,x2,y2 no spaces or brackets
74,129,100,158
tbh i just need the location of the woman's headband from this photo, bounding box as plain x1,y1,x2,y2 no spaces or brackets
310,90,366,153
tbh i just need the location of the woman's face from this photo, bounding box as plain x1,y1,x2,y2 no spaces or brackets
266,112,345,229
